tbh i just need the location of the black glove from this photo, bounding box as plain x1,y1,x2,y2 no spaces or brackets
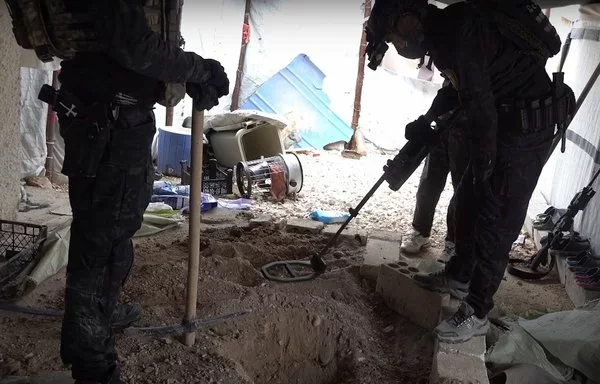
405,115,434,142
473,178,501,223
429,86,459,117
202,59,230,97
186,83,219,111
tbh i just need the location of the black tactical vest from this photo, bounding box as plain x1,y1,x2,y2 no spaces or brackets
4,0,186,107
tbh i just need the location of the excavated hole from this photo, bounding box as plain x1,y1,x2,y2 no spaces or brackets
222,309,359,384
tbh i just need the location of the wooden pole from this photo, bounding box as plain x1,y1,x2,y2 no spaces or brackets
230,0,252,111
44,70,60,182
166,107,174,126
343,0,371,158
183,106,204,346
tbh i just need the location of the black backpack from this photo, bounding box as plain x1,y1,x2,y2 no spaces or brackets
470,0,562,59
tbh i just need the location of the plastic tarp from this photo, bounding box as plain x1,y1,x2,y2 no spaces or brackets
487,303,600,384
20,67,51,178
538,5,600,253
19,214,182,293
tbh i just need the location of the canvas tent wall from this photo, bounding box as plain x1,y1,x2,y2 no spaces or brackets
538,4,600,253
18,0,441,181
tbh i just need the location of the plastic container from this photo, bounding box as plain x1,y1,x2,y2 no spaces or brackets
208,122,285,168
156,125,192,176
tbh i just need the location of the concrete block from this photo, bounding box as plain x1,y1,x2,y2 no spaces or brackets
532,228,549,251
360,238,401,280
322,224,367,245
284,218,324,234
430,349,489,384
249,215,274,228
367,229,402,242
552,250,568,285
201,207,240,224
435,337,487,362
564,263,600,307
376,263,449,330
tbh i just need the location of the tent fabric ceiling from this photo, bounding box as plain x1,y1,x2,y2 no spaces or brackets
437,1,598,7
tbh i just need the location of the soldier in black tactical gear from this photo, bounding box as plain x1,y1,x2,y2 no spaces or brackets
5,0,229,382
366,0,573,343
401,98,469,264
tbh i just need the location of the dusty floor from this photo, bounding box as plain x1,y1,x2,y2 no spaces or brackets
1,223,434,384
1,152,574,383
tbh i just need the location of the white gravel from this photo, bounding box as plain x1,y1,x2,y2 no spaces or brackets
249,150,454,249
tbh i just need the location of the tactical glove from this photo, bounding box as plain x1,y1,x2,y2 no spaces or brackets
186,83,220,111
405,115,434,142
428,86,460,118
203,59,230,97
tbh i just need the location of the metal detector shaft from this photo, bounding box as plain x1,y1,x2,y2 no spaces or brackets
310,174,387,271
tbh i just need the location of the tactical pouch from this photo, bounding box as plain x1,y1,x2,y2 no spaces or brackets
61,109,112,178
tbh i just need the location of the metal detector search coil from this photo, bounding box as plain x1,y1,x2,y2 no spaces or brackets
235,153,303,198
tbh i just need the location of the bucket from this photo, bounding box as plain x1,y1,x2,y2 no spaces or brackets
234,153,303,198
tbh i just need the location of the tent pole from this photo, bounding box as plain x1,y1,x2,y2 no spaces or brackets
231,0,252,111
166,107,174,126
344,0,371,158
183,106,204,346
44,70,60,182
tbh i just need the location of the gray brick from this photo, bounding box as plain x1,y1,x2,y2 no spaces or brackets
564,262,600,307
360,238,401,280
367,229,402,242
249,214,274,228
552,250,567,285
285,218,324,234
322,224,367,245
435,337,487,362
376,263,449,330
430,350,489,384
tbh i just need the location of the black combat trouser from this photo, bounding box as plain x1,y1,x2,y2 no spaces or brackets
412,115,469,241
447,125,554,318
59,106,155,382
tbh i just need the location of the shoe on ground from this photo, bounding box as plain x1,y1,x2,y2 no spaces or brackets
434,302,490,344
401,230,431,254
112,303,142,331
437,241,456,264
412,269,468,300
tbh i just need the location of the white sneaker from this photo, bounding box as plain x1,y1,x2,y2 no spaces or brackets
401,230,431,254
438,241,456,263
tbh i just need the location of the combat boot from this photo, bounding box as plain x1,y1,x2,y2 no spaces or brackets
112,303,142,331
412,269,468,300
434,302,489,343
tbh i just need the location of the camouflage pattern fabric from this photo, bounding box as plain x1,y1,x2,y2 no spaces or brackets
58,107,155,382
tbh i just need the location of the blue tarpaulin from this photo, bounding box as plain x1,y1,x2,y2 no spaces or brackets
240,54,353,150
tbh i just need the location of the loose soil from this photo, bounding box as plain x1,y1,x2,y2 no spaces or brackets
0,223,433,384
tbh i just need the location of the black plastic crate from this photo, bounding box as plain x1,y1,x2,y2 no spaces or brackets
181,159,233,197
0,220,48,301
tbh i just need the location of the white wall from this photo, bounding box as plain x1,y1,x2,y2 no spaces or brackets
0,2,24,220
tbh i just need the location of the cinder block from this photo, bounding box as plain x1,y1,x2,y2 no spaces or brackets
360,238,401,280
284,218,324,234
430,348,489,384
322,224,367,245
564,263,600,307
376,263,449,330
532,228,549,251
367,229,402,242
249,215,273,228
552,250,568,285
435,337,487,362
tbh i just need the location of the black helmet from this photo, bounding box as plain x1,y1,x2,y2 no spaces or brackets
366,0,428,69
